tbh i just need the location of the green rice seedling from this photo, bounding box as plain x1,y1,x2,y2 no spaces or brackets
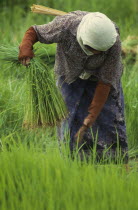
0,45,67,128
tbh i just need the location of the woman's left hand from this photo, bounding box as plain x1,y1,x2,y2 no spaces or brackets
74,124,88,147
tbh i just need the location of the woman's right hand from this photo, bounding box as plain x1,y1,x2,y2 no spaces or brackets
20,57,31,66
18,44,35,66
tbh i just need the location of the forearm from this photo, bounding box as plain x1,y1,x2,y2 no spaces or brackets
18,27,38,60
83,81,111,127
20,27,38,46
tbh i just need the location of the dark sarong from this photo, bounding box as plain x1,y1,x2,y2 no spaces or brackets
57,76,128,163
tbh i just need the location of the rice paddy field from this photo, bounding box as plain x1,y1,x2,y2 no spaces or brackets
0,0,138,209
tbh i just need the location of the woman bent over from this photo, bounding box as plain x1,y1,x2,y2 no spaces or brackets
19,11,128,162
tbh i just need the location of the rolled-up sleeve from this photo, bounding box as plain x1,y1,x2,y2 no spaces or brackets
33,13,76,44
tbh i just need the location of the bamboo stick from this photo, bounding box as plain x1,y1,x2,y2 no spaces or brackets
31,4,67,16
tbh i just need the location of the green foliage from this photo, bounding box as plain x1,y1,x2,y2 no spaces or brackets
0,134,138,210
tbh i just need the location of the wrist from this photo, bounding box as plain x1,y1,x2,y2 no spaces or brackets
19,43,33,50
82,123,89,129
83,115,94,127
18,46,34,60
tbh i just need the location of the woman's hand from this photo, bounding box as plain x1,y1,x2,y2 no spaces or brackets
74,124,88,147
19,57,31,66
18,44,34,66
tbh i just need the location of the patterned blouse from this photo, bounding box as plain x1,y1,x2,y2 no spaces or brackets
33,10,123,91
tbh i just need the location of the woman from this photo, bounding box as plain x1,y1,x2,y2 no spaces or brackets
19,11,128,162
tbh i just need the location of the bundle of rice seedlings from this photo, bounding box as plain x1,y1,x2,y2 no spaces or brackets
31,4,67,16
0,44,56,65
0,45,67,128
23,58,67,128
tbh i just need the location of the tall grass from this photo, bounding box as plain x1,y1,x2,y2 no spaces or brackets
0,134,138,210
